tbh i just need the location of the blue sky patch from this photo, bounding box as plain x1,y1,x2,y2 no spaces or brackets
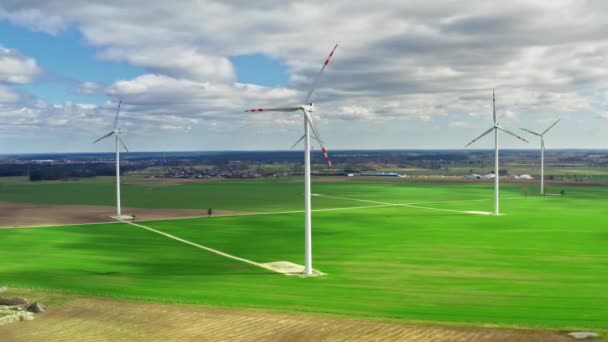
230,53,289,87
0,21,144,104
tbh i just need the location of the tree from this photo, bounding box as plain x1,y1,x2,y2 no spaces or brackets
208,208,213,217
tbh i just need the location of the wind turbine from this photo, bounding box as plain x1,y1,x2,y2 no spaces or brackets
520,119,560,195
94,97,130,219
245,44,338,275
465,90,528,215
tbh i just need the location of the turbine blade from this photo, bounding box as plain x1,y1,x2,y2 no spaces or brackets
290,135,305,149
542,119,560,135
303,111,334,171
244,106,300,113
304,111,324,145
320,145,334,172
492,89,496,124
520,127,541,136
117,135,129,152
465,127,494,147
94,131,115,144
304,44,338,103
309,127,334,171
290,131,326,151
290,128,323,149
114,97,122,129
498,125,529,143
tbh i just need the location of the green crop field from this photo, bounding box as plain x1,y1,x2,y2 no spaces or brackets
0,177,607,333
0,176,543,211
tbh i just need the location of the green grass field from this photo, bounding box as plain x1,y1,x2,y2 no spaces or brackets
0,177,607,332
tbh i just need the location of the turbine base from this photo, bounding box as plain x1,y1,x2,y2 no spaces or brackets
260,261,325,277
111,215,135,221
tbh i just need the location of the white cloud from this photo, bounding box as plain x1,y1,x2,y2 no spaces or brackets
0,46,41,84
0,106,41,128
100,47,236,83
1,1,608,150
0,85,23,103
106,74,300,121
0,7,67,35
449,121,471,128
75,81,104,95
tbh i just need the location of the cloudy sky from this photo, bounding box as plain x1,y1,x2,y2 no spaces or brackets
1,0,607,153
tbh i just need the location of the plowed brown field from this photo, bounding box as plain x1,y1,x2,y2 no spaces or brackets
0,298,587,342
0,202,253,228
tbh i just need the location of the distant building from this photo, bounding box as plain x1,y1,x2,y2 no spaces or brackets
360,172,405,177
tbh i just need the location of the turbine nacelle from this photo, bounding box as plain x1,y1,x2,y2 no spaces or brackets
93,98,129,152
302,103,315,112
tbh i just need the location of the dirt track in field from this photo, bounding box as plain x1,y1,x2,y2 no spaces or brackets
0,298,585,341
0,202,253,228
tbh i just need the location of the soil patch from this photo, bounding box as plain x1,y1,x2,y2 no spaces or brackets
0,202,254,228
0,297,590,341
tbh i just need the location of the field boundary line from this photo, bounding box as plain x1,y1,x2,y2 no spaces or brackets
0,220,121,230
136,203,399,223
0,195,522,230
314,194,466,214
0,204,396,230
313,194,522,215
403,197,521,205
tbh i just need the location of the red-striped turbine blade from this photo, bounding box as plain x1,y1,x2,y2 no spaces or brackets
244,106,300,113
304,44,338,103
321,147,334,173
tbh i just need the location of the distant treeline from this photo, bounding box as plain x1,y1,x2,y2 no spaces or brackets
8,150,607,168
1,149,606,180
152,150,472,168
29,164,111,181
0,162,148,181
30,165,102,182
0,164,28,177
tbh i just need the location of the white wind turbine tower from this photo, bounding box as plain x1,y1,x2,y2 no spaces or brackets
245,44,338,275
94,98,130,219
520,119,560,195
465,90,528,215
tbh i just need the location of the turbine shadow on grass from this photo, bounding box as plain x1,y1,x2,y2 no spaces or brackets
50,228,278,278
87,271,120,276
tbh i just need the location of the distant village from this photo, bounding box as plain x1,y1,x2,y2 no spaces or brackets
0,149,606,182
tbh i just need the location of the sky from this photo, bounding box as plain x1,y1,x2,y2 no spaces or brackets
0,0,608,154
